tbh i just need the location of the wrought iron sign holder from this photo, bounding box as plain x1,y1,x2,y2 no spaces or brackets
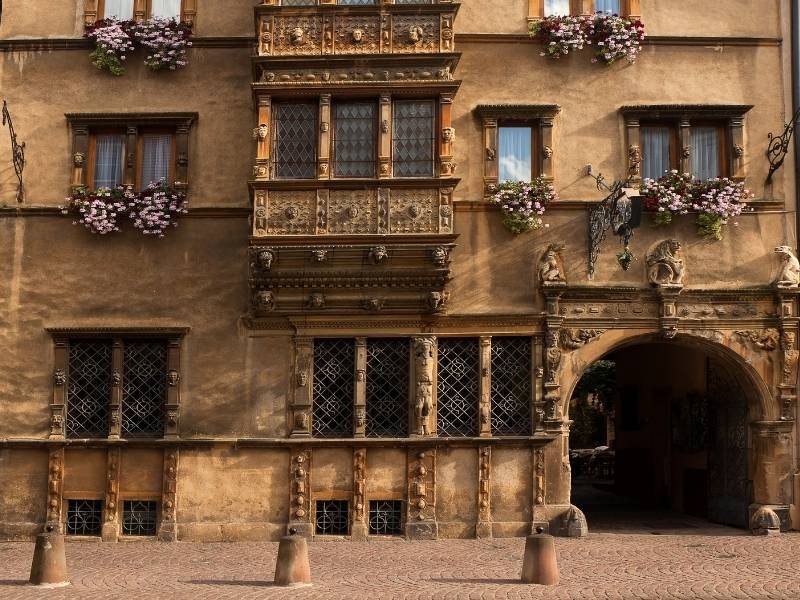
766,107,800,183
586,165,642,278
2,100,26,203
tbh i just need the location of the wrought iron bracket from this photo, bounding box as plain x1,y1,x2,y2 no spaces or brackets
766,108,800,184
2,100,26,203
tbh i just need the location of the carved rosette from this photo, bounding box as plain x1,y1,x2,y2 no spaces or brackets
412,336,435,436
46,447,64,530
102,448,121,541
290,449,312,536
406,449,437,539
159,450,179,541
476,446,491,538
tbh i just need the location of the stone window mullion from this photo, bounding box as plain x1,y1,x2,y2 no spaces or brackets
482,117,499,197
164,337,181,439
540,117,554,181
354,338,367,437
109,338,123,439
379,94,391,178
319,94,331,180
679,116,692,175
50,339,69,439
479,337,491,437
625,117,641,183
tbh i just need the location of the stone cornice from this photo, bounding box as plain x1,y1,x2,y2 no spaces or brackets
619,104,754,119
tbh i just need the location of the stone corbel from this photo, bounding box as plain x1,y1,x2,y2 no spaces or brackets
291,338,313,438
351,448,368,540
101,447,121,542
478,338,491,437
476,446,491,539
657,287,683,340
406,449,437,540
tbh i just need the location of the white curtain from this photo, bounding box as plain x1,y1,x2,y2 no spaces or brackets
103,0,134,19
595,0,621,14
691,127,720,181
93,134,125,188
141,134,172,187
499,127,532,182
641,127,671,180
150,0,182,18
544,0,570,16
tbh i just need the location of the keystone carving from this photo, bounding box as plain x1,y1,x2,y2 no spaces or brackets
539,243,566,285
412,337,435,436
647,239,685,287
736,328,780,352
774,245,800,288
560,329,606,350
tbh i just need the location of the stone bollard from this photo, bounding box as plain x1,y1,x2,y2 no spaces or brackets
274,527,312,587
29,525,70,588
520,527,559,585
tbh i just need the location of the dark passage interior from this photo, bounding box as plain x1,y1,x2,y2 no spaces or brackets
569,342,750,532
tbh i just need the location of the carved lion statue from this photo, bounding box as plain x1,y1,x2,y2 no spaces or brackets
538,243,566,284
646,239,684,287
774,245,800,288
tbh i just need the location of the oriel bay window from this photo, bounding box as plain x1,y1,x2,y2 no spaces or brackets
272,102,318,179
392,100,435,177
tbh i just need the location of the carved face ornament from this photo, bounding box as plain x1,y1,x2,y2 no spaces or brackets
352,28,364,43
408,26,424,45
290,27,305,45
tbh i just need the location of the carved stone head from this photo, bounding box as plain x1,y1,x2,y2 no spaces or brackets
431,246,449,266
408,25,424,45
290,27,305,45
369,245,388,264
167,369,180,387
73,152,85,167
311,249,327,262
307,292,325,309
257,249,274,270
352,28,365,43
255,290,275,312
442,127,455,143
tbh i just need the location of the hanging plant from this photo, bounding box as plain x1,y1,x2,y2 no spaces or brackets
85,18,192,76
530,13,645,65
490,178,556,234
127,179,188,237
641,171,752,240
64,186,135,234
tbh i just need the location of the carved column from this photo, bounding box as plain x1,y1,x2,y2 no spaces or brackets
440,13,454,52
478,337,492,437
175,119,191,187
532,335,544,433
540,116,554,181
531,445,548,532
255,96,271,181
50,340,68,439
406,449,437,540
776,290,799,421
730,116,745,181
101,447,121,542
289,448,313,537
158,449,179,541
541,285,566,432
133,0,146,21
354,338,367,437
476,446,491,538
258,14,273,56
164,337,181,438
439,186,454,234
679,116,692,175
378,94,392,178
626,0,642,19
439,93,455,177
351,448,368,540
46,447,65,532
411,336,436,437
291,338,313,437
319,94,331,179
625,117,641,183
109,340,123,439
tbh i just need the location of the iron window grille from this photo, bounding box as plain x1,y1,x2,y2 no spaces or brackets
122,342,167,437
437,338,480,437
313,339,355,438
333,102,376,178
392,100,435,178
272,102,318,179
368,500,403,535
66,340,113,438
66,499,103,536
490,337,532,435
122,500,158,536
315,500,349,535
366,339,410,438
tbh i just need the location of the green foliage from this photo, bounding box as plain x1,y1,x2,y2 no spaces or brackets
89,47,125,76
572,360,616,413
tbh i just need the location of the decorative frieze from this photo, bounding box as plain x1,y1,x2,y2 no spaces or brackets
406,449,437,539
559,329,606,350
735,329,780,352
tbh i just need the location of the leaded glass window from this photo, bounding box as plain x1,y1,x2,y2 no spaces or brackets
392,100,435,177
333,102,375,178
273,102,318,179
490,337,532,436
315,500,349,535
369,500,403,535
313,339,355,438
122,341,167,437
66,340,112,438
366,339,409,438
337,0,377,4
122,500,158,536
66,499,103,536
437,338,479,437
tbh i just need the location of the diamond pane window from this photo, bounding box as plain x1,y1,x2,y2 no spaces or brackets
366,339,409,438
393,100,435,177
369,500,403,535
315,500,349,535
337,0,377,4
281,0,316,5
122,341,167,437
66,499,102,536
333,102,375,178
313,339,355,438
273,102,318,179
66,341,112,438
122,500,158,536
437,338,479,437
490,337,532,435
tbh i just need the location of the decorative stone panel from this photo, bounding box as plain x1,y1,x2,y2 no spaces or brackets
328,190,379,234
389,189,438,234
265,191,316,235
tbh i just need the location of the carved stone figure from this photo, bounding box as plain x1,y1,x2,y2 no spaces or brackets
431,246,449,266
442,127,455,144
486,147,496,161
355,406,366,428
352,28,364,43
73,152,85,167
53,369,66,386
252,123,268,140
307,293,325,309
774,245,800,288
546,347,561,384
647,239,685,286
750,505,781,535
542,145,553,159
539,243,566,284
736,328,780,351
560,329,606,350
381,119,390,134
254,290,275,312
368,245,388,264
408,25,425,46
257,248,274,271
628,144,641,176
363,298,384,312
167,369,180,387
427,291,447,311
290,27,305,46
311,249,327,262
412,337,435,435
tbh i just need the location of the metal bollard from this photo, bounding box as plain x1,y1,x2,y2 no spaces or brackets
29,525,70,587
274,527,312,587
520,527,559,585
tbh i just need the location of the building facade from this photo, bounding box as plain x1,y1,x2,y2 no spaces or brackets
0,0,798,541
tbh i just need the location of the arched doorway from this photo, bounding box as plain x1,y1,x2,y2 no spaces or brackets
567,336,758,531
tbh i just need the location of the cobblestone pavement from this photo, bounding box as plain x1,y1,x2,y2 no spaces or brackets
1,527,799,600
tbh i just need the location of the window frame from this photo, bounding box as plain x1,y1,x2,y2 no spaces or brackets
85,0,196,26
391,98,437,179
331,99,379,179
48,328,187,441
529,0,640,21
